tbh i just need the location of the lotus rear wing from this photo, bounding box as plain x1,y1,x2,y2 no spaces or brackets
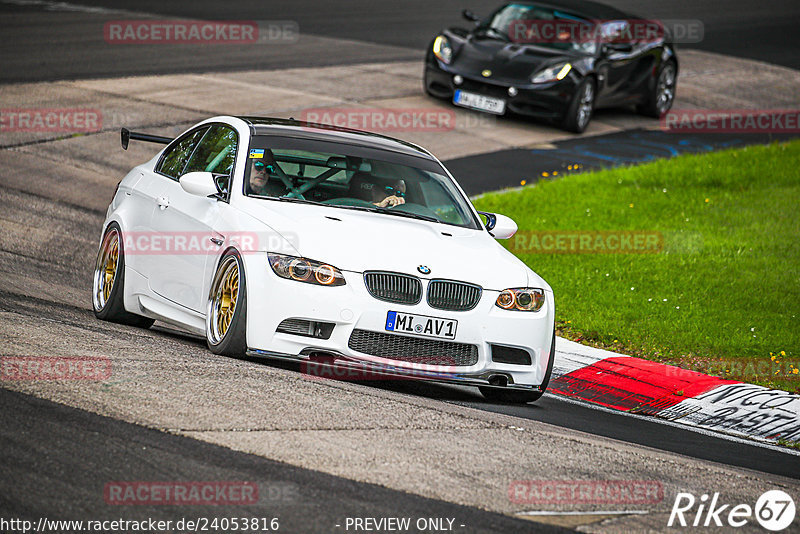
121,127,172,150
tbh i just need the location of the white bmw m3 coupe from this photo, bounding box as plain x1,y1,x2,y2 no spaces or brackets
93,116,555,403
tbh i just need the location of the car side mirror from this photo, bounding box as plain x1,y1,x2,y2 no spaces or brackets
179,171,219,197
478,211,518,240
121,128,130,150
603,42,633,54
462,9,479,23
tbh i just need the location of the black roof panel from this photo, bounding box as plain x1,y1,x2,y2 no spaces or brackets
237,116,433,159
498,0,632,20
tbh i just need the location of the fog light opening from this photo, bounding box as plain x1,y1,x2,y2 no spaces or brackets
488,374,508,387
453,75,463,85
276,318,335,340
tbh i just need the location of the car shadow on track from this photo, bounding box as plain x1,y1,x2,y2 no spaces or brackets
148,322,545,408
422,91,650,134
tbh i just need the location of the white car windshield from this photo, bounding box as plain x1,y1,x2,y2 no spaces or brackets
244,138,481,229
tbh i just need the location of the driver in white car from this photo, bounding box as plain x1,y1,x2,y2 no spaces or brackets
350,172,406,208
374,180,406,208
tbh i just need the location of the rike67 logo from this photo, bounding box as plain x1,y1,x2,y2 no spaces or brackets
668,490,796,531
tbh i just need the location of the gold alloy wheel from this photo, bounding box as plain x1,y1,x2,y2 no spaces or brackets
93,228,120,311
209,256,240,344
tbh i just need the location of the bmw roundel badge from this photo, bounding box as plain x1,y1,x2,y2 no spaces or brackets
417,265,431,275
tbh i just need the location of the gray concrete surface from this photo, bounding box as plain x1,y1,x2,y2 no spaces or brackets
1,282,798,531
3,50,800,161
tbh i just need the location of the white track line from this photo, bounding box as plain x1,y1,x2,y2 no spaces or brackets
516,510,649,516
1,0,154,16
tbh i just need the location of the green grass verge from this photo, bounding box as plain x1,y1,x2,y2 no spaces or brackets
473,140,800,392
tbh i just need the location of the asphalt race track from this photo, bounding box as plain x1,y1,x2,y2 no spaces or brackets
447,130,800,195
2,1,800,532
370,380,800,480
0,388,560,534
1,0,799,82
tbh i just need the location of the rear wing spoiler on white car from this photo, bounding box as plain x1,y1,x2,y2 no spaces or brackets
120,127,172,150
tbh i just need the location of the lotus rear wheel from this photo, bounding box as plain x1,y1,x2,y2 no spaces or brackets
562,78,595,133
638,60,676,118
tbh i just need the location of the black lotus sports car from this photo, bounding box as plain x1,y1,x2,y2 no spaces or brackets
424,1,678,133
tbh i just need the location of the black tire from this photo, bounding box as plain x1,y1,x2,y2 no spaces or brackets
480,329,556,404
637,60,677,118
206,250,248,356
562,77,595,133
92,222,155,328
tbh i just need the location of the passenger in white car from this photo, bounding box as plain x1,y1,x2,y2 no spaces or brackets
248,160,270,195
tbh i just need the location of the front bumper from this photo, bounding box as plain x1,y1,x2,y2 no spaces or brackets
425,60,578,120
243,254,555,389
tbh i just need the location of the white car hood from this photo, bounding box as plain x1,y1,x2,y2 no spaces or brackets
239,200,532,290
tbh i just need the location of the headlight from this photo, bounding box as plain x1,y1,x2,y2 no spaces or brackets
433,35,453,65
496,288,545,312
531,63,572,84
268,253,346,287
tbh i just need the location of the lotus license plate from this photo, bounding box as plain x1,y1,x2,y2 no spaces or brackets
385,311,457,340
453,90,506,115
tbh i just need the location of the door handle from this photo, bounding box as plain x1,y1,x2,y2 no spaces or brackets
209,236,224,246
156,196,170,210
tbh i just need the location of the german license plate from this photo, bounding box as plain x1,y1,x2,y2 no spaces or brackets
385,311,457,340
453,90,506,115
